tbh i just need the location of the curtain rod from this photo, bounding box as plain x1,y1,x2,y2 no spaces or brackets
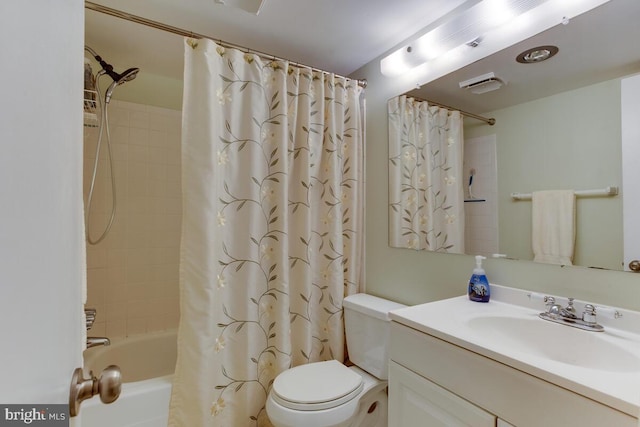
85,1,367,88
408,95,495,126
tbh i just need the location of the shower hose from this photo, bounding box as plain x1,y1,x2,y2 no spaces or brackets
85,71,117,245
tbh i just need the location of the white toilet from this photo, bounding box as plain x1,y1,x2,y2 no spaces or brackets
266,293,406,427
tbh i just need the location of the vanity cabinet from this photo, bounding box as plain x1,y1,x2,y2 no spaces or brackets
389,322,636,427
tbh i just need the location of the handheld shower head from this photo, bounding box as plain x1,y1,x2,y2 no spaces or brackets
85,46,140,103
117,67,140,84
104,67,140,104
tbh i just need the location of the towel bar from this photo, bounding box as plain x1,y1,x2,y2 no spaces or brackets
510,186,618,201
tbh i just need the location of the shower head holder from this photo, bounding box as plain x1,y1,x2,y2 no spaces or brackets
85,47,139,84
92,54,123,83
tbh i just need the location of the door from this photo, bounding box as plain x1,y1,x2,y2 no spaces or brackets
621,74,640,272
0,0,84,410
388,361,496,427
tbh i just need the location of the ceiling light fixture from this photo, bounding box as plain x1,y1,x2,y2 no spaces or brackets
380,0,552,77
381,0,610,87
516,45,559,63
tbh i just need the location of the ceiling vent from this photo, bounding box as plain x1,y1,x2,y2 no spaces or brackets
459,72,505,94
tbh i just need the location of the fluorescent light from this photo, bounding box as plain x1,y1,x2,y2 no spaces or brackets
380,48,419,77
481,0,518,27
381,0,551,77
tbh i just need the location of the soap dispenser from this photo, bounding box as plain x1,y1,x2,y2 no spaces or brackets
468,255,490,303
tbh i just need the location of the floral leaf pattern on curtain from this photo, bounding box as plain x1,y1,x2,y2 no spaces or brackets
388,95,464,252
169,39,364,427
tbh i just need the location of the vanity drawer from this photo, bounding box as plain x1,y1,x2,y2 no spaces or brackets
389,322,636,427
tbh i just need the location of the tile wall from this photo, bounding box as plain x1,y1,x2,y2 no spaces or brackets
83,100,181,338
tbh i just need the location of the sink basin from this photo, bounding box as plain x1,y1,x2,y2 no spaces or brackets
466,315,640,372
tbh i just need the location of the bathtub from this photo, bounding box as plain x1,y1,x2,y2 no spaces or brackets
78,331,177,427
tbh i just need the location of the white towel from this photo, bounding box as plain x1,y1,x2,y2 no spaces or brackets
532,190,576,265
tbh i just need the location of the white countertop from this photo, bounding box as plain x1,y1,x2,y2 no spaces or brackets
389,285,640,417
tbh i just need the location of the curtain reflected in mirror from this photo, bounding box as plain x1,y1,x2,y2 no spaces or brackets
388,95,464,252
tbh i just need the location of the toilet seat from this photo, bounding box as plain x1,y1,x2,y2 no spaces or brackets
271,360,364,411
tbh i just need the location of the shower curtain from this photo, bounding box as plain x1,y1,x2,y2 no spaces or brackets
388,95,464,252
168,38,365,427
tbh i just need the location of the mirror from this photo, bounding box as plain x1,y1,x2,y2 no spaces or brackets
389,0,640,271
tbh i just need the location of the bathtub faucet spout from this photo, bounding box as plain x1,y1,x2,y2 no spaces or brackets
87,337,110,348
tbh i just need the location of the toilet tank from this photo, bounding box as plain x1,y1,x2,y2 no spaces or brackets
343,293,406,380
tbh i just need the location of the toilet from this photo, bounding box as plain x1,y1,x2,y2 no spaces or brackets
266,293,406,427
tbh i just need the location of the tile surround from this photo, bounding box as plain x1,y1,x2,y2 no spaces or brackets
84,100,181,338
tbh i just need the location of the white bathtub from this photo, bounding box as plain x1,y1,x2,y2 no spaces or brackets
78,331,177,427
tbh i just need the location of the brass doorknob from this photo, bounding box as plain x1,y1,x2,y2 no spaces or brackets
629,260,640,272
69,365,122,417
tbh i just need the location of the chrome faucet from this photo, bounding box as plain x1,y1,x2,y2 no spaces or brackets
84,308,110,348
547,297,578,320
86,337,111,348
537,296,621,332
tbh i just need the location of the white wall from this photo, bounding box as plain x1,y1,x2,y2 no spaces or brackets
0,0,84,402
351,43,640,312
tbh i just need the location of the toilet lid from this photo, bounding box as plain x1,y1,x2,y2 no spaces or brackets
272,360,364,411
